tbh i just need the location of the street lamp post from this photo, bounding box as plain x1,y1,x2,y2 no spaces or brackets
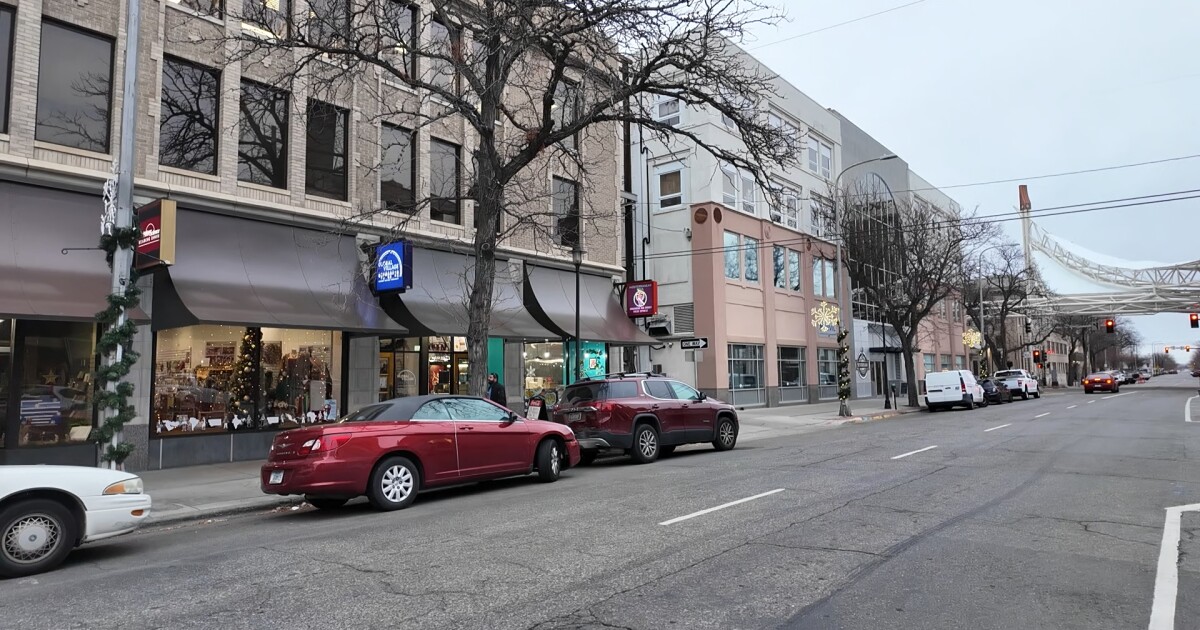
832,154,897,415
572,246,585,384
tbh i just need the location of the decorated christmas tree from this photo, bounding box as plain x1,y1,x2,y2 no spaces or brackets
229,327,262,427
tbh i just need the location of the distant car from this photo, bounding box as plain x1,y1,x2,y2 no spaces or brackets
980,378,1013,404
1167,369,1178,375
550,374,740,465
1082,372,1120,394
261,395,580,511
0,466,152,578
1192,369,1200,378
925,370,986,411
994,369,1040,400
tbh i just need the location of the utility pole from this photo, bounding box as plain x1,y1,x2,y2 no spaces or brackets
101,0,142,469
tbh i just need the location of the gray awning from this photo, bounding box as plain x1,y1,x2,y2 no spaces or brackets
0,181,147,321
153,210,406,333
379,248,553,339
524,265,656,344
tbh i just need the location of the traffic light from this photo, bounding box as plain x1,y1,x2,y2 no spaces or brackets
1105,318,1115,334
1165,346,1170,354
1033,349,1042,363
1188,345,1193,352
1191,313,1199,329
1024,320,1032,334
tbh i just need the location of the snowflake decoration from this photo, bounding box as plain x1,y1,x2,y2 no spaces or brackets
962,329,983,349
810,301,841,334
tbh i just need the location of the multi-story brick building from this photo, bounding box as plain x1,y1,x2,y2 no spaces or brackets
0,0,644,469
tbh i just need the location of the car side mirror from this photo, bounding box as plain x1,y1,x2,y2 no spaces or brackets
696,391,707,401
506,412,521,423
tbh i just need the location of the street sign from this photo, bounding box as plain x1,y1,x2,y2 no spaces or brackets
680,337,709,350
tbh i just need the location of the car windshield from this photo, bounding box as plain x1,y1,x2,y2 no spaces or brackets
337,404,390,423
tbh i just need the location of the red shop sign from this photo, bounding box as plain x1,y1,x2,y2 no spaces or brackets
625,280,658,318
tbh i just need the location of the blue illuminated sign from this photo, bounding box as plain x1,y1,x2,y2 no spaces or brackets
374,240,413,293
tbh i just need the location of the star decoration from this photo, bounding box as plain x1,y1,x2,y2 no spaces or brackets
42,371,59,385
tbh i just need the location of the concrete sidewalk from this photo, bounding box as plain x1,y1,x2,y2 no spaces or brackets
139,397,921,526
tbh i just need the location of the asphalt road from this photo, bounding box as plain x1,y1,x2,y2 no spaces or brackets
3,379,1199,630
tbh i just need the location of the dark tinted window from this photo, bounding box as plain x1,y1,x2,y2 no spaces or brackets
339,404,389,423
160,57,220,174
429,138,461,223
0,8,13,134
36,21,114,152
305,99,349,199
553,177,579,248
562,381,639,406
644,380,675,399
381,123,415,212
238,80,290,188
443,397,509,421
411,400,450,420
308,0,350,49
608,382,639,399
383,1,417,78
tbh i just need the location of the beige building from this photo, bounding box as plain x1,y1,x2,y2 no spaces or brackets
0,0,639,469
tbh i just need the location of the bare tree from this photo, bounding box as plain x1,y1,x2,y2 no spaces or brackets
835,179,997,407
193,0,797,396
1051,314,1097,384
1087,317,1140,370
960,243,1060,371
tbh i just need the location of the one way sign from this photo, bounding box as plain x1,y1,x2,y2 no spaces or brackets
680,337,709,350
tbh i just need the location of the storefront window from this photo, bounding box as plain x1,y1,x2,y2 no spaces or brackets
524,341,564,400
426,336,469,394
727,344,764,390
16,321,97,446
379,337,422,400
153,325,338,436
0,318,10,447
817,348,838,400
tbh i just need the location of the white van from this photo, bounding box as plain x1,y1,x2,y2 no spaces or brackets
924,370,985,411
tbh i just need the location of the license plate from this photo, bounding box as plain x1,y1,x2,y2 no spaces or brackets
269,470,284,485
566,412,581,422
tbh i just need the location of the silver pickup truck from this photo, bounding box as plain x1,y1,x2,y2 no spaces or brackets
994,369,1040,400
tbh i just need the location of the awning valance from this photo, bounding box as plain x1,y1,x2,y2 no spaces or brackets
523,265,656,344
0,181,147,321
379,248,553,339
152,210,406,333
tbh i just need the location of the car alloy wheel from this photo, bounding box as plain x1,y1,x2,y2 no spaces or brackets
381,465,414,504
551,444,561,476
630,424,660,464
638,430,657,458
536,440,563,482
3,513,61,566
713,417,737,451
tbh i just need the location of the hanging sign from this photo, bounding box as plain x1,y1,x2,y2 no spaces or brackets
373,240,414,294
625,280,658,318
135,199,177,270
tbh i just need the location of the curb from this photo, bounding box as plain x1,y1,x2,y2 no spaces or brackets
146,496,306,528
839,406,922,425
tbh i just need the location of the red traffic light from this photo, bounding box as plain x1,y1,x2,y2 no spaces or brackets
1165,347,1170,354
1105,318,1115,333
1191,313,1199,329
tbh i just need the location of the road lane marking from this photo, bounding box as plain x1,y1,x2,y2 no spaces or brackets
1187,396,1197,423
1066,405,1078,410
1088,400,1097,404
891,445,938,460
659,489,785,526
1149,502,1200,629
1102,392,1134,400
1034,413,1050,419
984,424,1011,432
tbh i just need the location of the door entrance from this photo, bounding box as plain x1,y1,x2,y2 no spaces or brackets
870,361,885,396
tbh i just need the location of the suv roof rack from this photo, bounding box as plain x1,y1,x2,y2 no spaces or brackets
576,372,668,382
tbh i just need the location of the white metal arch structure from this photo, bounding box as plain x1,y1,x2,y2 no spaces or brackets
1028,222,1200,288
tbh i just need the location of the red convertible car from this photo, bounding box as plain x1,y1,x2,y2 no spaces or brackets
261,395,580,511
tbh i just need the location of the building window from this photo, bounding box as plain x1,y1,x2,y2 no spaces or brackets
238,80,290,188
170,0,224,18
940,354,951,371
743,236,759,283
243,0,290,38
305,99,349,200
308,0,350,49
553,80,581,151
429,137,461,223
728,344,764,390
923,354,935,375
153,325,337,434
778,346,807,386
770,184,800,230
811,193,834,238
3,320,97,448
657,170,682,208
773,246,786,289
429,19,460,94
723,231,740,280
808,134,833,179
552,177,580,249
35,21,114,153
740,174,756,215
384,1,417,78
721,162,738,207
380,123,415,212
788,250,801,292
817,348,838,399
159,57,220,175
952,299,962,321
955,355,965,370
813,258,837,298
0,7,13,135
654,97,680,126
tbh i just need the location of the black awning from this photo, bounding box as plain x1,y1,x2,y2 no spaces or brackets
0,181,147,321
152,210,405,333
867,347,905,354
378,248,553,339
523,264,656,344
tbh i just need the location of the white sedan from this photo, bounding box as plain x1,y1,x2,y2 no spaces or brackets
1,465,152,578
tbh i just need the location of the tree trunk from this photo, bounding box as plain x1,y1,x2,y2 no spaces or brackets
466,159,502,398
901,338,920,407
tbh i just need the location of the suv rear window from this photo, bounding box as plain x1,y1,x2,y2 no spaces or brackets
562,381,639,405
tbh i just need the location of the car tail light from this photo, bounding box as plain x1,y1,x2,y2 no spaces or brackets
301,433,351,455
959,377,967,392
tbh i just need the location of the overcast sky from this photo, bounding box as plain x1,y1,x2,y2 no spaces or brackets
743,0,1200,355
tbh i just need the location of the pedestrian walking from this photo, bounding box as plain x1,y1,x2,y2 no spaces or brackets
486,372,508,407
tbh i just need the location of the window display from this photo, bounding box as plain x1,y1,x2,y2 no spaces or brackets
16,321,96,446
524,342,563,400
153,325,338,435
379,337,422,401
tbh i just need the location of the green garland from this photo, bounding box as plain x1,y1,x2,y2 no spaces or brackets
90,226,142,464
836,328,852,402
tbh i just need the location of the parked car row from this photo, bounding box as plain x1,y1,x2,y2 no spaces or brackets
924,369,1038,411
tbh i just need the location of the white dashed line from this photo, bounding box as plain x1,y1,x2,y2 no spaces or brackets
1066,405,1078,410
1102,392,1134,400
659,489,785,526
1088,400,1097,404
984,423,1012,432
1034,413,1050,419
891,445,938,460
